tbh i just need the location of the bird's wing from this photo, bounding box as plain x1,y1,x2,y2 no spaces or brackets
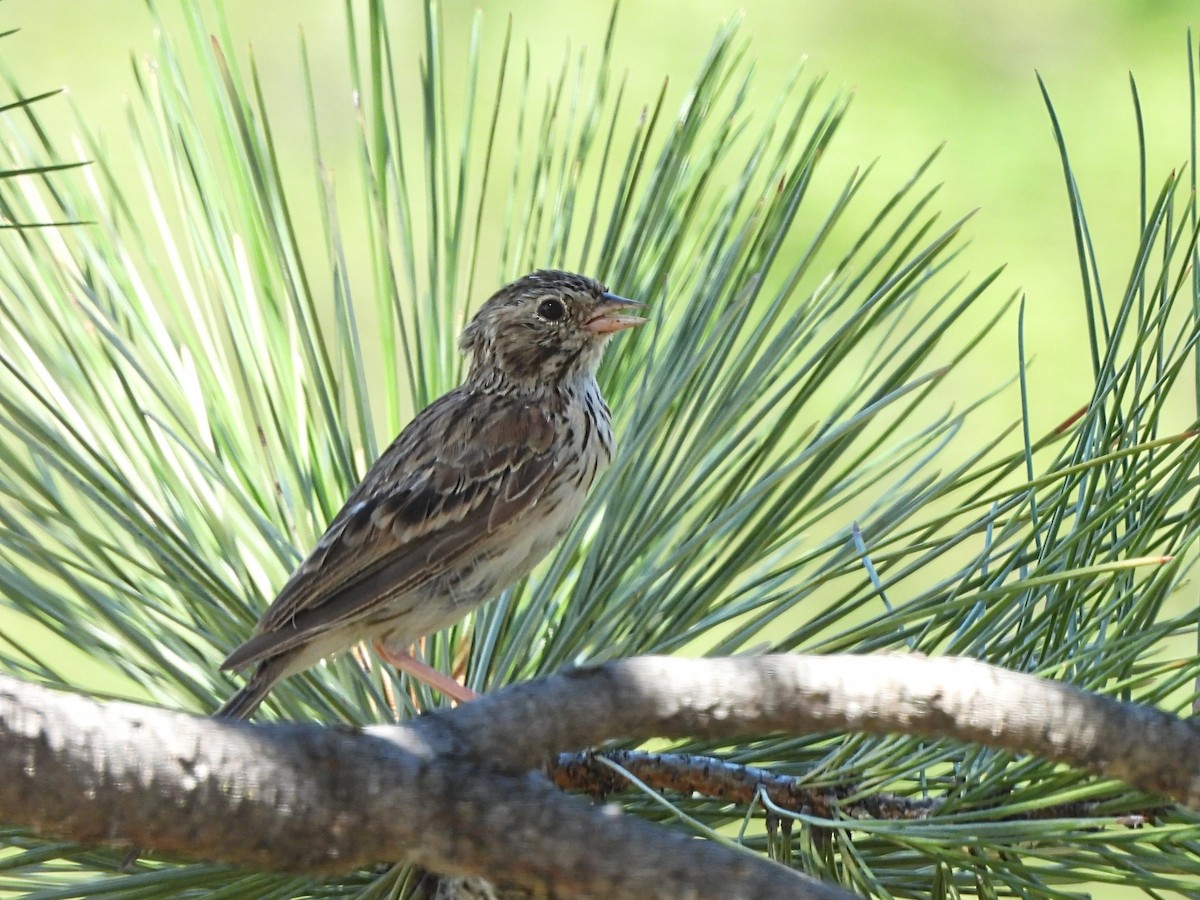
221,389,560,672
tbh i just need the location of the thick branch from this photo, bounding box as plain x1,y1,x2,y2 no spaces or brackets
394,654,1200,806
0,675,840,900
3,653,1199,897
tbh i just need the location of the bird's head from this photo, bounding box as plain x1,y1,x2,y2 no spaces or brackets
460,269,646,388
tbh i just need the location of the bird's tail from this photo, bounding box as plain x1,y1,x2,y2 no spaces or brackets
213,669,276,720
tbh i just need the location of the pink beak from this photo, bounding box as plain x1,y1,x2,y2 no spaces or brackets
585,293,648,334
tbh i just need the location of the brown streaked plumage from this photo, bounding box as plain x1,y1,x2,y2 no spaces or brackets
217,269,646,719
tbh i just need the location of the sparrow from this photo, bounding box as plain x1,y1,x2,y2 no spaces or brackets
216,269,646,719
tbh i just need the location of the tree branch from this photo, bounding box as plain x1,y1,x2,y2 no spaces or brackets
0,673,844,899
548,749,1160,825
2,653,1198,898
391,654,1200,806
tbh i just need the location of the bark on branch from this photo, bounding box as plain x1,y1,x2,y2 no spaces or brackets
1,653,1198,899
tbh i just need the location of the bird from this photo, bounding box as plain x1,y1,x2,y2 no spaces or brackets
119,270,643,868
216,269,646,720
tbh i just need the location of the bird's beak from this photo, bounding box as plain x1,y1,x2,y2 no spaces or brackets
585,292,648,335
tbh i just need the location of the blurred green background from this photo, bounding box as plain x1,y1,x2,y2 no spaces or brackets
6,0,1198,438
0,4,1195,896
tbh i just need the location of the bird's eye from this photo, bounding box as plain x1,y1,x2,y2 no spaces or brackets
537,298,567,322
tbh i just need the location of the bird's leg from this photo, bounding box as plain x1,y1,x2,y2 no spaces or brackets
373,640,479,704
